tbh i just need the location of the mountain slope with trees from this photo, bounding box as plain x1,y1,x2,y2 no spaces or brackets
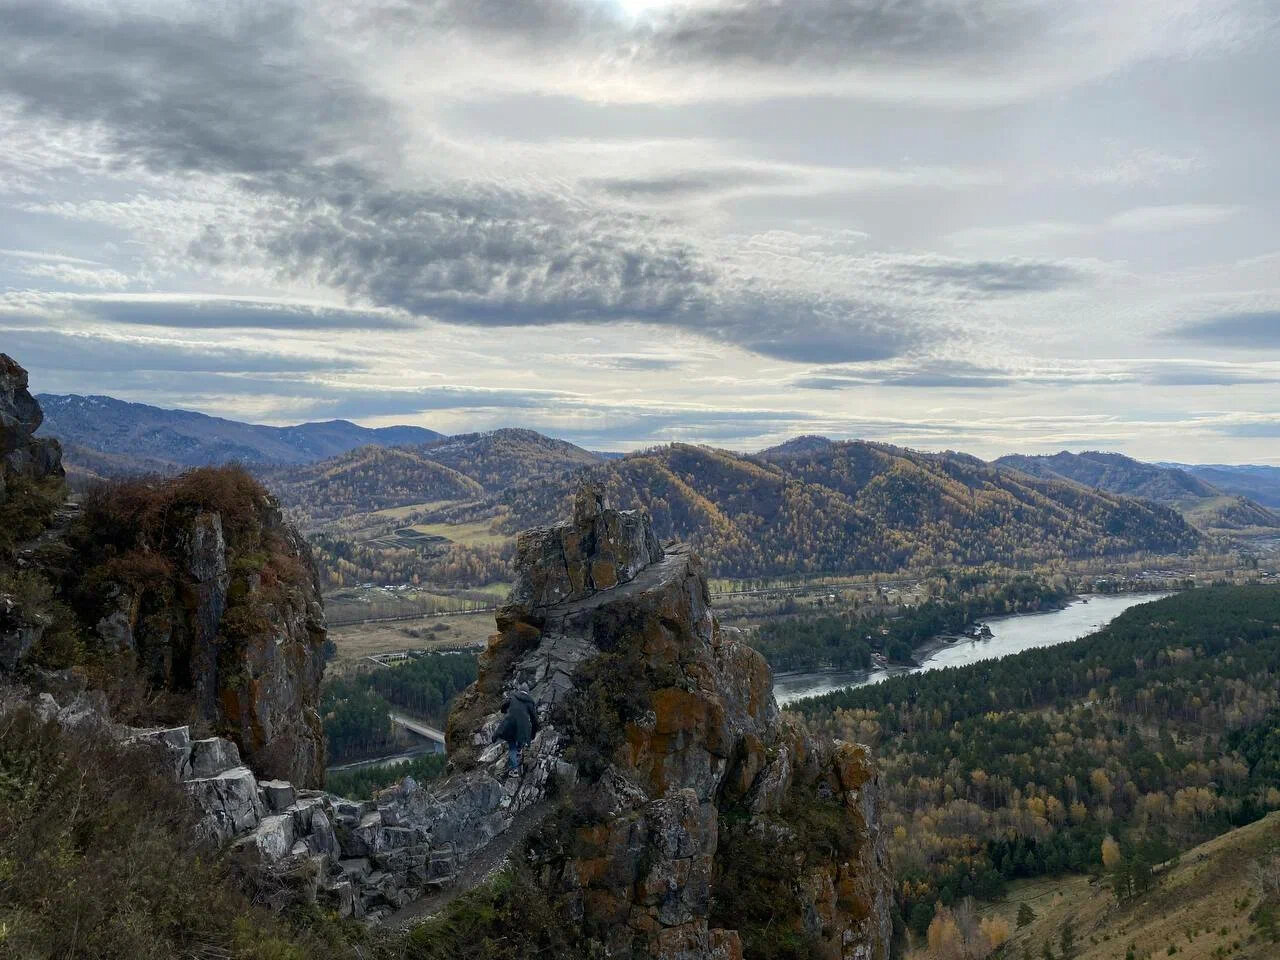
411,428,602,492
261,445,486,522
451,440,1202,579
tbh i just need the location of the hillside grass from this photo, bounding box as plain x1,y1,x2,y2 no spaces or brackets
327,614,493,668
991,812,1280,960
406,519,511,547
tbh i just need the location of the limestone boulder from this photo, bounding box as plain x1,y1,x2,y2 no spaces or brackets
185,766,265,843
189,736,242,778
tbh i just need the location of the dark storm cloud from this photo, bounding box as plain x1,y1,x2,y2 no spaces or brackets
0,0,387,176
647,0,1048,70
0,0,1067,366
226,169,930,363
401,0,1050,72
1174,311,1280,348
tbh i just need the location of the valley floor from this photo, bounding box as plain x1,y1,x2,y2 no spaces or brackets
327,613,495,669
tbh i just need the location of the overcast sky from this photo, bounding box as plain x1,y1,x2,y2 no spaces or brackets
1,0,1278,462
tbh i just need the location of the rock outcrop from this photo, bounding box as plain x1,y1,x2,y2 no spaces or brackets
0,356,326,787
480,486,893,959
140,485,890,957
79,485,330,786
0,353,64,498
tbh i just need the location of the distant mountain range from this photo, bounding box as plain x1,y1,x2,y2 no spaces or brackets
1162,462,1280,509
29,395,1275,578
431,439,1201,577
37,394,443,475
996,450,1280,533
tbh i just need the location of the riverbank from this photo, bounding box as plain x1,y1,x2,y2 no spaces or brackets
774,591,1171,705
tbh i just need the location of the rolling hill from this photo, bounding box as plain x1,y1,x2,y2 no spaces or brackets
262,428,603,526
414,428,602,492
996,810,1280,960
437,440,1202,578
996,450,1280,533
260,446,486,522
37,394,444,471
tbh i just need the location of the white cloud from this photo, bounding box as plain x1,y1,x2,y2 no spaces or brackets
0,0,1276,462
1106,204,1243,232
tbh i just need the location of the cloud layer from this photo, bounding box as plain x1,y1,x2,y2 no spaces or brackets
1,0,1277,461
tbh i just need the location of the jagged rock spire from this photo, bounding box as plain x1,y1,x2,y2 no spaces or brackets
498,481,663,628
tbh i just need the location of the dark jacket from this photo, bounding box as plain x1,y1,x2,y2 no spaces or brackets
493,691,538,748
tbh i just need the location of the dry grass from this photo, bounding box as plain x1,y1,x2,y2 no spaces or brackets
989,813,1280,960
327,612,495,669
406,518,511,547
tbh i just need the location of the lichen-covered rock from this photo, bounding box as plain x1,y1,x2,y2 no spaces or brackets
498,483,662,629
83,483,329,787
442,487,892,960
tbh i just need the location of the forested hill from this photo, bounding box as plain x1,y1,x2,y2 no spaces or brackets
411,428,601,492
262,428,602,525
995,450,1280,532
260,446,486,522
794,584,1280,938
995,450,1218,501
455,440,1200,578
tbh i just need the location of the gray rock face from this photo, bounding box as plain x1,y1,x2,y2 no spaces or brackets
184,512,230,724
0,353,63,491
445,487,891,959
10,487,889,958
261,779,297,813
498,483,663,628
0,595,46,671
91,497,328,787
189,737,242,779
186,766,266,844
123,725,193,779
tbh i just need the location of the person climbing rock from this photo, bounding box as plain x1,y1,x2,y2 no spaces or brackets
492,687,538,775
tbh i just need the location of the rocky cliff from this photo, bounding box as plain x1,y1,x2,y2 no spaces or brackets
62,485,888,959
473,486,894,958
0,356,327,786
0,353,64,494
2,353,891,957
67,477,330,785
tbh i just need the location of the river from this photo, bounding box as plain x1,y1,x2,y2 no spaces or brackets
772,591,1171,706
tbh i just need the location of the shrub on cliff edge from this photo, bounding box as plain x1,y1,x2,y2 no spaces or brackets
0,705,358,960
